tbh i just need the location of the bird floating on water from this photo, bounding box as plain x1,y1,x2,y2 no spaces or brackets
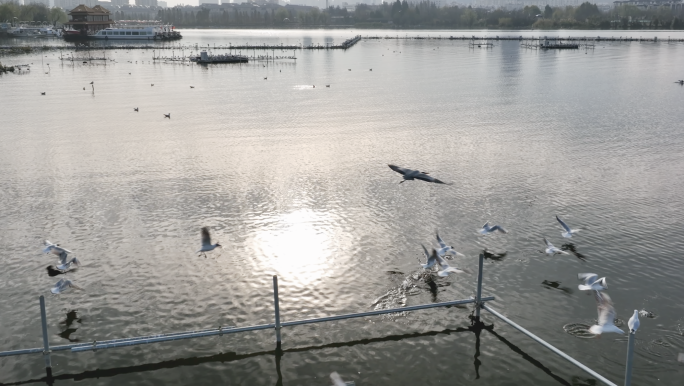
51,278,84,294
190,86,195,88
198,227,221,258
628,310,640,333
326,85,330,87
479,222,507,235
41,92,45,95
543,237,568,255
556,215,580,238
675,80,684,85
436,231,465,258
577,273,607,291
164,113,170,119
589,291,624,335
388,164,451,185
134,107,138,112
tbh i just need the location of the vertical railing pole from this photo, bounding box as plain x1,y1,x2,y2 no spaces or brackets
39,295,52,378
624,331,636,386
475,253,484,320
273,275,282,350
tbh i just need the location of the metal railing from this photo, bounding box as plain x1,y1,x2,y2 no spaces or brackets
0,254,637,386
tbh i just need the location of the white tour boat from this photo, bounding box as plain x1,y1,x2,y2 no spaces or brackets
90,25,181,40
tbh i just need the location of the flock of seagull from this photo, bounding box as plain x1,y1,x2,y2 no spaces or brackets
41,163,640,344
388,164,640,337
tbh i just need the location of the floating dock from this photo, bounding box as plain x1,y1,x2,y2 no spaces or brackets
192,51,248,64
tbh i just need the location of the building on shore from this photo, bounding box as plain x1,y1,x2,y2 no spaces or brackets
64,4,115,34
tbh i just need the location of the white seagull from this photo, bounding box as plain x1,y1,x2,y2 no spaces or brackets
577,273,607,291
589,291,624,335
556,216,580,238
330,372,351,386
197,227,221,257
44,240,72,256
420,244,437,269
628,310,640,333
479,222,507,235
388,164,452,185
543,238,569,255
434,251,469,277
436,231,465,258
56,251,81,271
51,278,84,294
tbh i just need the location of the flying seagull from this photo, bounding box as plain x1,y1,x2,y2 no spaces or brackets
420,244,437,269
628,310,640,333
164,113,171,119
197,227,221,258
589,291,624,335
44,240,72,256
134,107,138,112
556,216,580,238
577,273,607,291
51,278,84,294
388,164,451,184
479,222,507,235
436,231,465,258
543,238,569,255
434,249,468,277
56,252,81,271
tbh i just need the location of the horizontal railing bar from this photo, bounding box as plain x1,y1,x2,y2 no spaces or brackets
0,327,241,357
0,347,44,357
71,324,275,352
281,297,495,327
1,297,494,356
482,304,618,386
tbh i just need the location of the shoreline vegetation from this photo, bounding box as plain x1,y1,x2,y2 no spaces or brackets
156,1,684,30
1,2,684,31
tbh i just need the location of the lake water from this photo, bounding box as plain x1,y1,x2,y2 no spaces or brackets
1,29,684,386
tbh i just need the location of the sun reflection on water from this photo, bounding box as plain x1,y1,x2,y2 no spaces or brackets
252,209,342,286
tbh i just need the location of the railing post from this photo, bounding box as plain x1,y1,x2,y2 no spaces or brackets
39,295,52,378
624,331,636,386
475,253,484,320
273,275,282,351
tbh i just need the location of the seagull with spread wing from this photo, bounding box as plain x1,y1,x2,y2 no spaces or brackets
577,273,607,291
479,222,507,235
543,238,569,255
556,216,580,238
51,278,84,294
589,291,624,335
197,227,221,258
388,164,451,185
436,231,465,258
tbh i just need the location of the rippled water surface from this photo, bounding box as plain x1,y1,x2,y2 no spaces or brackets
1,29,684,385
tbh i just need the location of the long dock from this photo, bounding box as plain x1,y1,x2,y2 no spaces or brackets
364,35,683,42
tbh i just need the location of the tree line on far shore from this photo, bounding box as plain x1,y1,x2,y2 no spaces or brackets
0,3,67,25
2,1,684,30
155,1,684,30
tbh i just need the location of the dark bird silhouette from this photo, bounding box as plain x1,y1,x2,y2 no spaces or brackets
41,92,45,95
190,86,194,88
264,77,267,80
134,108,138,112
151,84,154,86
83,87,85,90
370,69,372,71
348,69,351,71
164,113,170,119
326,85,330,87
388,164,452,185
